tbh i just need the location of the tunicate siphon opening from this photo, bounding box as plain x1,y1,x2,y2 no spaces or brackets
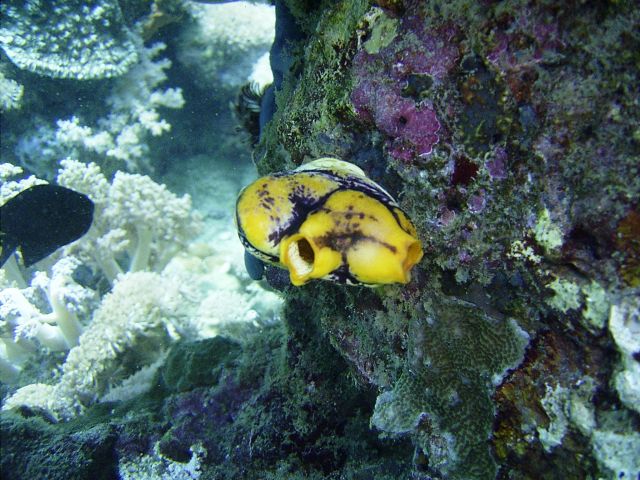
297,238,315,264
288,237,315,276
404,241,424,273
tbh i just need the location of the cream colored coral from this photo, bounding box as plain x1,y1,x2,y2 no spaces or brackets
0,70,23,111
2,271,190,420
57,159,202,282
53,42,184,171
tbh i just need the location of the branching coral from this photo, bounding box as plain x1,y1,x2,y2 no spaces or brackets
0,163,46,205
11,41,183,178
54,42,185,173
0,158,202,386
0,157,273,425
1,257,90,349
0,69,23,111
0,256,95,383
0,0,138,80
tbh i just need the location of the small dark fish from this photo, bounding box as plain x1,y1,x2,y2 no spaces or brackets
0,184,94,267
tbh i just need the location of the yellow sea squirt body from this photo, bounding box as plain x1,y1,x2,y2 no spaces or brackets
235,158,423,286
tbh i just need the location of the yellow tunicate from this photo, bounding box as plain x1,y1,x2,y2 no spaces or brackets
236,158,423,286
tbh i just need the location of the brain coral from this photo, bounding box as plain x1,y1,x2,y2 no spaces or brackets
370,295,530,480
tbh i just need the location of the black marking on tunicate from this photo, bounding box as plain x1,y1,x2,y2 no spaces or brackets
265,172,342,246
288,182,325,210
240,237,279,264
300,169,397,207
316,230,398,255
267,187,337,245
316,231,365,251
327,264,359,284
384,241,397,254
340,176,413,235
321,229,399,285
260,195,276,211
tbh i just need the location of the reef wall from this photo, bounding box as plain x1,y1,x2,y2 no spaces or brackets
256,0,640,478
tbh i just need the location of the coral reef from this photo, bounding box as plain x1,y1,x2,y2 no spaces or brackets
56,159,201,282
1,325,413,479
177,1,275,92
13,42,185,177
350,7,459,161
0,256,92,361
1,154,281,428
0,157,203,417
369,298,529,479
2,0,640,479
252,0,640,478
0,0,191,181
2,271,190,420
0,68,23,111
0,153,279,415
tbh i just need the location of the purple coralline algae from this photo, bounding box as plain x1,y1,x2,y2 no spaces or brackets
467,190,486,214
350,7,459,162
487,9,563,72
351,82,440,161
485,146,508,180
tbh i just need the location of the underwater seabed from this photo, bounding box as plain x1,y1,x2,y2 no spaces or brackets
159,152,286,340
2,0,640,479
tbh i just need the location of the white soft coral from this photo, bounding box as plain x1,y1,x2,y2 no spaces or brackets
105,171,198,272
0,257,94,382
2,271,191,420
57,158,202,282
